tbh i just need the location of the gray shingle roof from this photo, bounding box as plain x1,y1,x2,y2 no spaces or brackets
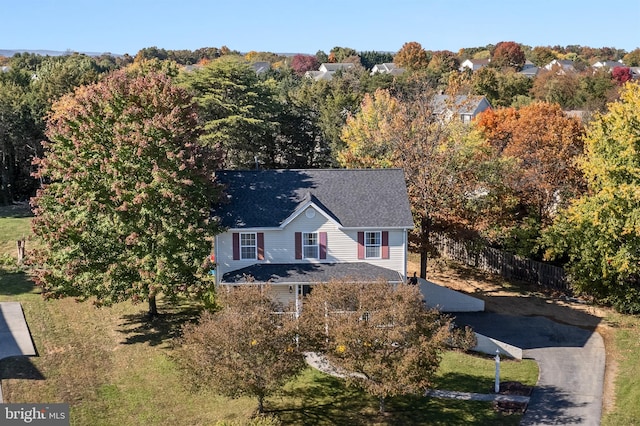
214,169,414,229
431,94,490,115
221,262,403,284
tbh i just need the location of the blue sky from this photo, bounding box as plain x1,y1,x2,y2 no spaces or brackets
3,0,639,55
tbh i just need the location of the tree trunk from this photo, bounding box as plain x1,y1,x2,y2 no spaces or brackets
257,395,264,414
379,395,386,414
0,138,14,206
419,215,431,279
148,294,158,318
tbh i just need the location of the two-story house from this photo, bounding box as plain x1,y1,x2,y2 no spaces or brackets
212,169,414,310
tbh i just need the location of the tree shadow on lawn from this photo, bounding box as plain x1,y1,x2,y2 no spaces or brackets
0,355,45,382
117,303,203,347
271,373,516,426
0,271,39,297
0,203,33,218
433,371,495,395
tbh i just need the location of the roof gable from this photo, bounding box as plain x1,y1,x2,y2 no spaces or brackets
319,62,354,72
432,94,491,115
214,169,414,229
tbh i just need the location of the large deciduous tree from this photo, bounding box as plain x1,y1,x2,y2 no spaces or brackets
491,41,526,70
531,69,580,109
530,46,557,67
476,102,585,225
177,285,305,414
31,69,221,316
339,88,507,277
622,48,640,67
393,42,430,71
300,279,458,414
290,54,319,76
543,82,640,313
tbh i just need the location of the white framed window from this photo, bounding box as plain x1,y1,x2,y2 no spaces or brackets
303,232,319,259
240,232,257,260
365,231,381,259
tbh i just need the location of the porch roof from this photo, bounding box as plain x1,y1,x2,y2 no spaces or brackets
221,262,403,284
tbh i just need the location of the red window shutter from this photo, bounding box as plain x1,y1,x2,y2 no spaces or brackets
382,231,389,259
319,232,327,259
257,232,264,260
357,232,364,259
295,232,302,259
232,233,239,260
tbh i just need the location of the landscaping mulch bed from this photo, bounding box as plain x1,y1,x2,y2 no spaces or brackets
493,381,533,414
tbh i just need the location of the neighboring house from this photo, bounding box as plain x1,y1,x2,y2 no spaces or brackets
459,58,490,72
213,169,414,309
544,59,576,74
431,94,492,123
182,64,204,72
370,63,405,76
630,67,640,80
592,60,624,70
304,62,355,81
519,60,539,78
251,61,271,75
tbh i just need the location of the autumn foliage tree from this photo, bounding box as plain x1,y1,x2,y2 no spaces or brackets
177,285,305,414
290,54,319,76
393,41,430,71
612,67,632,85
339,88,508,277
300,279,458,413
530,69,581,109
31,69,221,316
543,82,640,313
477,102,585,226
491,41,526,70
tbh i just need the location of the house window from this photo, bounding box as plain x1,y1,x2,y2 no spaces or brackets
365,231,381,258
303,232,319,259
240,233,257,260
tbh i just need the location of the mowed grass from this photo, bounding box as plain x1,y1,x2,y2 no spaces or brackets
601,313,640,426
0,215,553,425
0,266,534,425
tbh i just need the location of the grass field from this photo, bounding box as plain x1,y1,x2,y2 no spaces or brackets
1,213,637,424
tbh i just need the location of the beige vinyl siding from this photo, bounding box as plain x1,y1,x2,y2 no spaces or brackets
216,206,407,281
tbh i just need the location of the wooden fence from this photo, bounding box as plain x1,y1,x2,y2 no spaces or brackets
431,233,569,291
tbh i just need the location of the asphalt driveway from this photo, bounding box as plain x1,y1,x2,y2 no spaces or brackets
454,313,605,426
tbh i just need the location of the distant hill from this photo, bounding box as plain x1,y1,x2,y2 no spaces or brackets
0,49,124,57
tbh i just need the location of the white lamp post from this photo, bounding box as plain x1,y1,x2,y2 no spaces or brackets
494,349,501,393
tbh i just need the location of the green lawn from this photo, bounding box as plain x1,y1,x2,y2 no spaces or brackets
1,215,637,424
0,266,531,425
601,313,640,426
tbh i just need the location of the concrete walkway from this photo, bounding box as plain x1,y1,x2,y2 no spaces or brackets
454,313,605,426
304,351,530,405
0,302,36,359
0,302,37,403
